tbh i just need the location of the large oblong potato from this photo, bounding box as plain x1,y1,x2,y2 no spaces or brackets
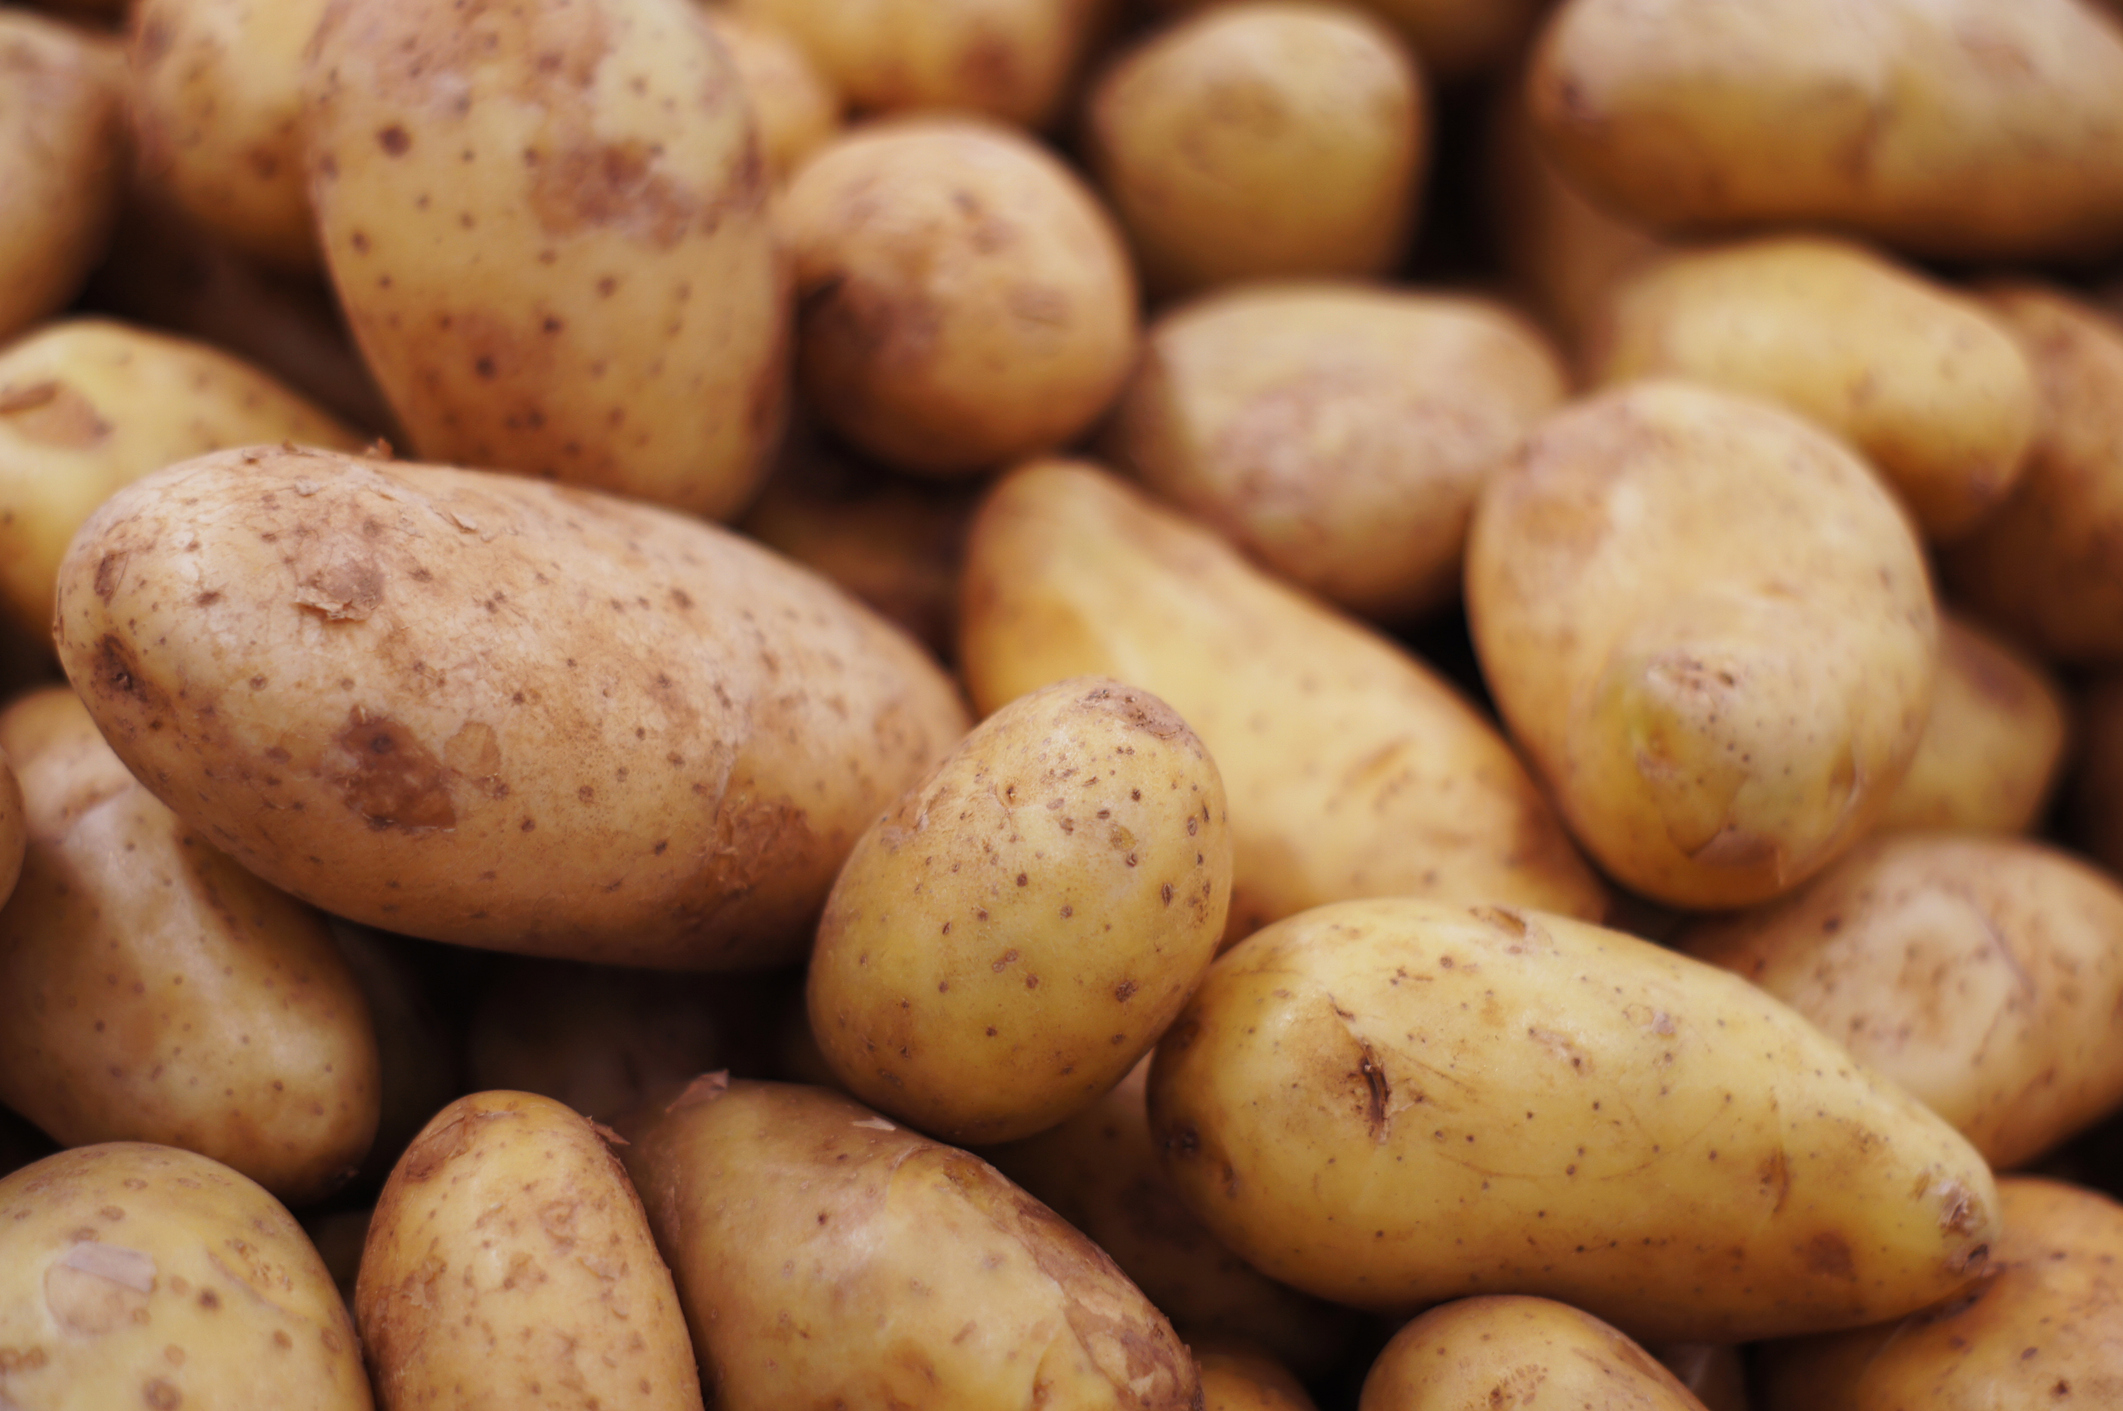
1467,380,1938,909
1361,1297,1709,1411
1148,898,1998,1343
51,445,970,970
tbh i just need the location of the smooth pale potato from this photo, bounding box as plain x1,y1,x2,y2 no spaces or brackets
305,0,788,520
0,1143,371,1411
1104,282,1567,620
0,749,20,908
1876,613,2067,836
811,678,1230,1143
781,118,1138,477
129,0,327,270
2072,674,2123,876
615,1076,1201,1411
1361,1297,1709,1411
1943,284,2123,663
325,922,463,1187
0,687,381,1206
358,1091,702,1411
959,459,1607,945
1466,380,1938,910
697,7,840,182
1584,236,2038,541
1758,1178,2123,1410
52,445,970,970
0,318,364,641
1148,899,1998,1343
1198,1347,1317,1411
0,12,126,346
1528,0,2123,261
1085,3,1425,298
1681,833,2123,1170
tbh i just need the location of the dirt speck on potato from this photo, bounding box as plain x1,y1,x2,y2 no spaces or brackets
335,710,456,830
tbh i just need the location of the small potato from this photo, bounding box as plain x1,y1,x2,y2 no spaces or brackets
1681,833,2123,1170
1585,236,2038,542
1361,1297,1708,1411
697,7,840,182
0,1143,370,1411
615,1076,1201,1411
1199,1347,1317,1411
1149,899,1998,1342
0,687,381,1205
1085,4,1425,298
782,118,1138,476
1467,381,1938,909
0,318,363,641
1104,282,1567,620
358,1092,702,1411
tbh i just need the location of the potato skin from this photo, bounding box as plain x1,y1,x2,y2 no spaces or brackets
1361,1297,1709,1411
358,1092,702,1411
1467,380,1937,909
1158,0,1542,81
615,1076,1201,1411
51,445,970,969
0,1142,371,1411
0,687,381,1206
1148,898,1998,1343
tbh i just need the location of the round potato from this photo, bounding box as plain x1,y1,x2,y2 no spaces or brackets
1198,1347,1317,1411
1361,1297,1709,1411
781,117,1138,476
1085,3,1425,298
697,7,840,182
1105,281,1567,620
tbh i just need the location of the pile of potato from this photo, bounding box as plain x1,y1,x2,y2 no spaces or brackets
7,0,2123,1406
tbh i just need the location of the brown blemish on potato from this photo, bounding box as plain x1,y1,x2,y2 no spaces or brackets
666,1071,731,1114
377,125,411,156
92,636,167,715
1079,684,1188,742
291,554,385,622
1358,1043,1391,1142
1804,1231,1856,1280
334,709,456,831
528,140,718,249
0,380,111,447
142,1379,181,1409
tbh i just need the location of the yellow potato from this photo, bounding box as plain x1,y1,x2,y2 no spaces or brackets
358,1091,703,1411
1585,236,2038,541
615,1075,1201,1411
960,459,1608,944
1199,1347,1317,1411
1105,281,1567,620
52,445,970,970
1467,380,1938,909
1085,3,1425,298
1529,0,2123,261
1158,0,1542,80
0,318,364,642
697,7,840,182
305,0,788,519
1361,1297,1709,1411
0,1142,370,1410
1149,898,1998,1342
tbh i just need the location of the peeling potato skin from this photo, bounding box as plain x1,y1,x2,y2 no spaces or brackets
614,1077,1202,1411
1362,1297,1708,1411
304,0,789,520
0,1142,371,1411
1757,1178,2123,1410
50,445,970,970
357,1091,702,1411
959,459,1607,947
1146,898,1998,1344
0,687,381,1207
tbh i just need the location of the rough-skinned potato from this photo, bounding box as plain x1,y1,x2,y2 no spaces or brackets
1361,1297,1710,1411
696,7,840,182
52,445,970,970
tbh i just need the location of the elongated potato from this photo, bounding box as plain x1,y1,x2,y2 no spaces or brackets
1149,898,1998,1343
960,459,1607,945
0,1143,371,1411
1361,1297,1709,1411
615,1076,1201,1411
1467,381,1937,909
52,445,970,970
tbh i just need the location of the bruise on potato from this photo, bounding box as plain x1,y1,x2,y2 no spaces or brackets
1359,1296,1709,1411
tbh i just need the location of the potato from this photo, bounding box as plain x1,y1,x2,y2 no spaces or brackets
1361,1297,1709,1411
960,459,1607,944
1162,0,1541,81
781,118,1137,476
696,7,840,182
129,0,327,270
1085,4,1425,298
0,749,20,909
1466,380,1938,910
1584,236,2038,542
615,1075,1201,1411
1103,281,1567,620
1758,1178,2123,1410
1148,898,1998,1342
53,445,970,970
0,11,127,345
325,922,463,1187
1876,613,2066,836
1528,0,2123,262
305,0,788,519
1681,833,2123,1170
0,1142,370,1410
1942,284,2123,663
358,1091,702,1411
1199,1347,1317,1411
0,318,364,641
